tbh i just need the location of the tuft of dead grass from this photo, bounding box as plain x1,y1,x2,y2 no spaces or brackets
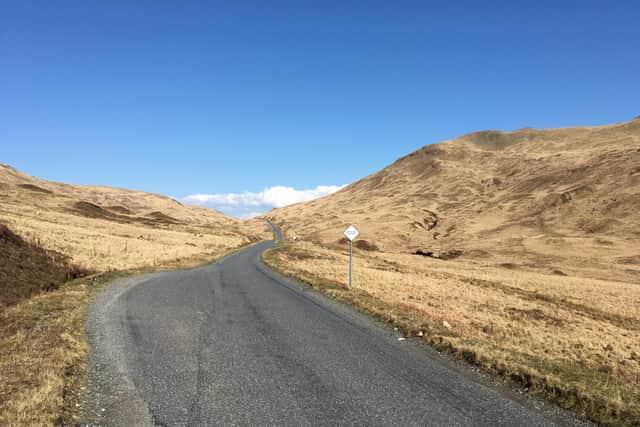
263,241,640,426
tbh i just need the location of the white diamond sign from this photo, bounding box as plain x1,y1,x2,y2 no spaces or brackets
343,225,359,241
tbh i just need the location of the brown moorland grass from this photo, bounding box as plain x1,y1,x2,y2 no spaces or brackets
269,117,640,284
0,224,90,307
263,241,640,426
0,271,120,426
0,163,270,273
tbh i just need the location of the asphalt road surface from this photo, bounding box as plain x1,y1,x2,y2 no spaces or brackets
85,223,583,426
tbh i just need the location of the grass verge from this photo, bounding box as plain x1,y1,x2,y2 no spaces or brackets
262,244,640,427
0,245,255,426
0,271,123,426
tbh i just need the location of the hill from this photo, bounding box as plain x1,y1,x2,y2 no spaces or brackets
269,117,640,282
0,164,269,274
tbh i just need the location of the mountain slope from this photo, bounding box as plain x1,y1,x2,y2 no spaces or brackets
270,117,640,282
0,165,268,272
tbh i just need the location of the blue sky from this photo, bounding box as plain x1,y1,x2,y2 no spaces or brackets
2,1,639,217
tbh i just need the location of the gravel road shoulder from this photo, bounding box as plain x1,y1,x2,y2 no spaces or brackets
80,273,163,426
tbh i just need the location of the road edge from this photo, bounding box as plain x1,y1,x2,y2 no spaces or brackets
72,240,267,424
259,244,597,427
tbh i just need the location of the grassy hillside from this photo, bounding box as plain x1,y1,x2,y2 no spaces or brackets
270,117,640,283
0,164,269,272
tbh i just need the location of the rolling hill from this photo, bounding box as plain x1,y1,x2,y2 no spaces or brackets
269,117,640,282
0,164,269,278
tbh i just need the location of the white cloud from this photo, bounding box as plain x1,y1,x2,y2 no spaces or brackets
183,184,346,217
240,211,265,219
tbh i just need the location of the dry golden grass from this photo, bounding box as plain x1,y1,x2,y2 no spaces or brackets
270,117,640,284
0,164,270,273
0,272,111,426
264,241,640,426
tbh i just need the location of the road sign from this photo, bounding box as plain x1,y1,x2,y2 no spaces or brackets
343,225,359,241
343,225,359,290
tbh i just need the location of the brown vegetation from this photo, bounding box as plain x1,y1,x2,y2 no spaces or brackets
0,272,117,426
0,224,89,307
269,117,640,283
0,163,269,272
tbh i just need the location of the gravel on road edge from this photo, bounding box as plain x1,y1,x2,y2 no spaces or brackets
81,273,162,426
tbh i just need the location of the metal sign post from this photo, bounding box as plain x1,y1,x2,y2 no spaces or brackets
343,225,359,289
349,239,353,289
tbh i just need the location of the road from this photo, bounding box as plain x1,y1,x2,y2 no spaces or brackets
85,223,579,426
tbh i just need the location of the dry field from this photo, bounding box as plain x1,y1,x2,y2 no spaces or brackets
264,240,640,425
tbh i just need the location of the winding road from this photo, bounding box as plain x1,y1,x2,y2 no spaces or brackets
85,223,580,426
